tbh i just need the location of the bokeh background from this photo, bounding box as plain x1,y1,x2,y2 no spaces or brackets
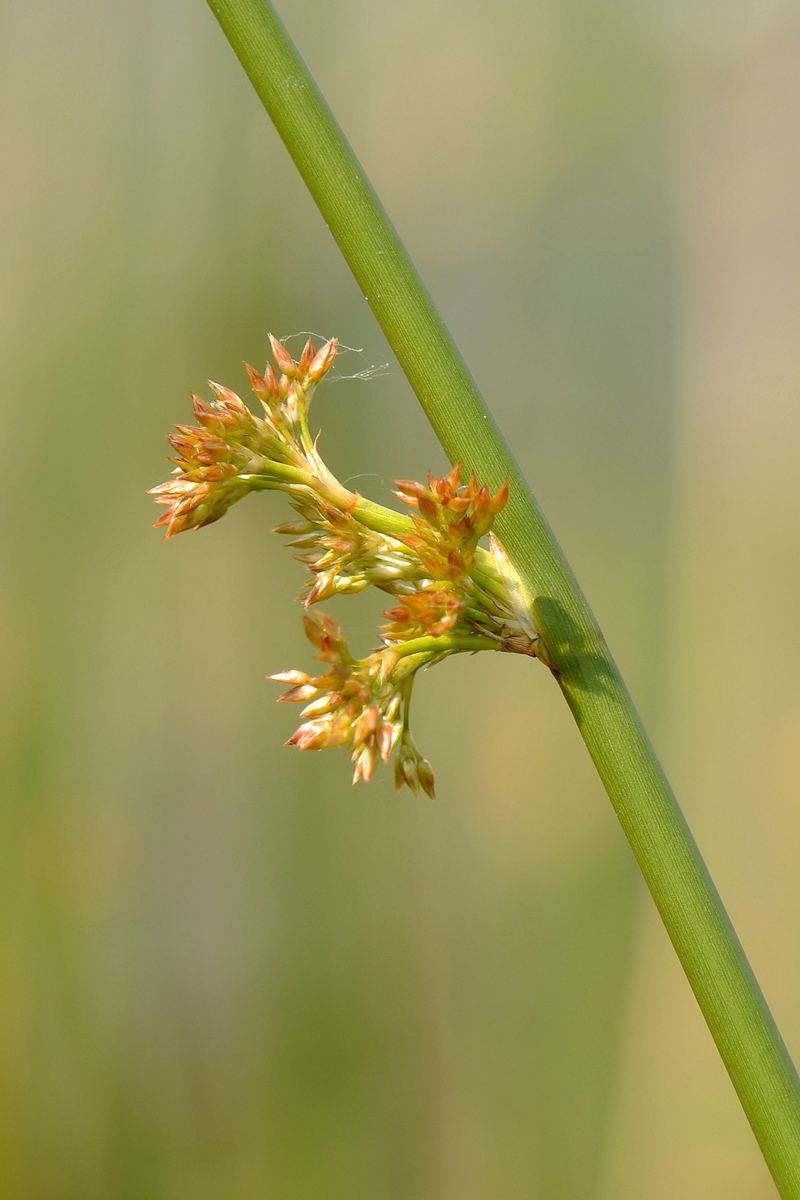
2,0,800,1196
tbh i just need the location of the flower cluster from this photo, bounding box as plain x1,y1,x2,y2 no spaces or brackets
150,335,341,539
276,501,411,606
269,612,430,791
152,335,539,796
381,467,509,642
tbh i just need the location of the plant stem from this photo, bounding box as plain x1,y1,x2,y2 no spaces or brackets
204,0,800,1191
394,633,499,660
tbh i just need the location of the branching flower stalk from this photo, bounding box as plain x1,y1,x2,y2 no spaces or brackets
152,336,538,796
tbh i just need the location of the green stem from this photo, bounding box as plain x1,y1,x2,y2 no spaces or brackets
351,495,412,538
394,633,498,660
205,0,800,1192
247,463,309,487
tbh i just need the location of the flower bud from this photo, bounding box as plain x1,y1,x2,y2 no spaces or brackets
306,338,338,383
269,333,298,378
297,338,316,376
269,670,311,685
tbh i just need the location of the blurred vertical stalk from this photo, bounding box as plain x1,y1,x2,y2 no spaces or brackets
204,0,800,1192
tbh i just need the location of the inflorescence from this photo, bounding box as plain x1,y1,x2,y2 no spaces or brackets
152,335,539,797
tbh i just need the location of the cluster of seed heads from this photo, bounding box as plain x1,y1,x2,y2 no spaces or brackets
152,335,539,796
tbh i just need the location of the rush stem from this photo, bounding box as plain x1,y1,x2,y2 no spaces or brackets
204,0,800,1192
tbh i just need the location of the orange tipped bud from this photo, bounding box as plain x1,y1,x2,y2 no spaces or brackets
207,381,244,408
393,479,428,503
352,745,378,784
378,646,402,682
378,720,398,761
269,334,298,378
416,493,439,525
288,720,331,750
307,338,338,382
491,479,509,513
273,520,316,536
277,683,318,703
299,694,340,719
304,571,338,606
263,363,280,397
244,361,275,406
302,610,349,662
269,670,311,685
352,704,380,747
191,394,216,422
416,757,436,799
298,338,315,375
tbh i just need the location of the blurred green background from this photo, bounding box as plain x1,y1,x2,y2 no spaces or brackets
2,0,800,1196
